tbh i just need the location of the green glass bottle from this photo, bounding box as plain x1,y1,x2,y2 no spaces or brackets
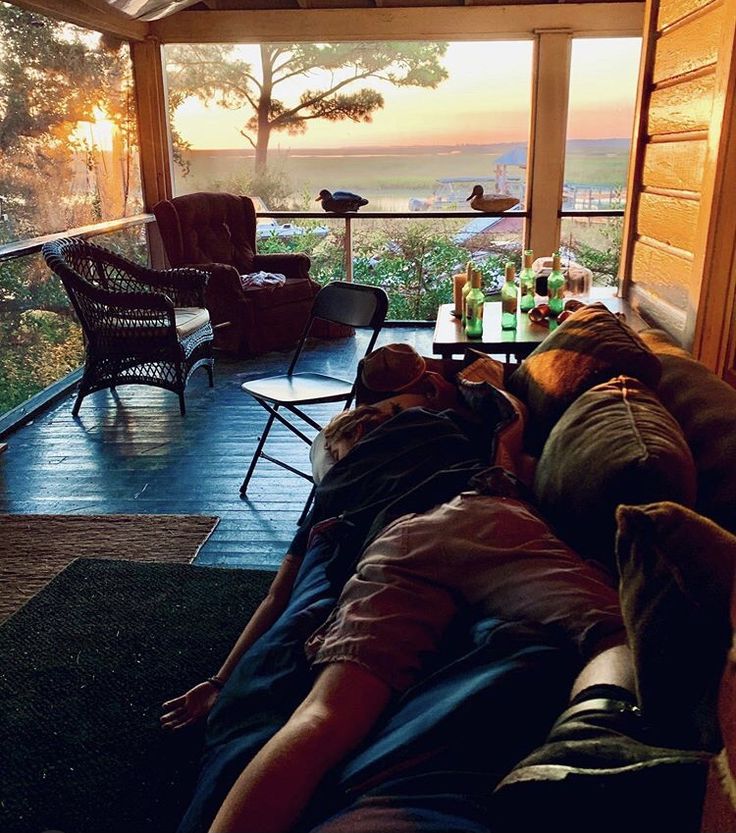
519,249,536,312
465,270,484,339
501,261,518,330
548,251,565,318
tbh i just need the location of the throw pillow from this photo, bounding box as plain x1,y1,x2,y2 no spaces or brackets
534,375,697,571
616,501,736,751
507,303,662,454
639,328,736,534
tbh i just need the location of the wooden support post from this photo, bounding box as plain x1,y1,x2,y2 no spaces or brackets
344,216,353,282
527,30,572,259
131,37,175,268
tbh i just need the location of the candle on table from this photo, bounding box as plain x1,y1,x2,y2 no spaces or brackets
453,272,468,317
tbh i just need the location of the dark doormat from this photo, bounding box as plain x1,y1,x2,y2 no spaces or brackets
0,557,275,833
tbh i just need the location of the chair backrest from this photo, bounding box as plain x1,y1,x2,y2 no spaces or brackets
287,281,389,376
153,192,257,271
43,238,150,294
42,238,171,345
310,281,388,329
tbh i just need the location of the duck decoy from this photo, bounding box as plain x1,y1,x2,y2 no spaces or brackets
316,189,369,213
466,185,519,213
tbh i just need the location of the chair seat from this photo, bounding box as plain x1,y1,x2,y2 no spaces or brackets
240,277,316,310
241,372,353,405
175,307,210,339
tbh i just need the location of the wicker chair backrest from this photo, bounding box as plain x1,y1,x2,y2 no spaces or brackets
42,238,177,350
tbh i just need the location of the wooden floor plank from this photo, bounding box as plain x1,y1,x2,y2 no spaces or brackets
0,327,433,570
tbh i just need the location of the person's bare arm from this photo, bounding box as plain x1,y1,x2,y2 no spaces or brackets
209,661,392,833
161,553,302,731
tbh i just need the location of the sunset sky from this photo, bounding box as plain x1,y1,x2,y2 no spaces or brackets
170,38,641,151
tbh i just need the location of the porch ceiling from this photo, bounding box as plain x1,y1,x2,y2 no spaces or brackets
103,0,640,22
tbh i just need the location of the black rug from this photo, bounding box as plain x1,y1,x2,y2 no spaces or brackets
0,557,275,833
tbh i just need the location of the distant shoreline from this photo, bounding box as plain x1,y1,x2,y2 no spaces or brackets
185,138,631,158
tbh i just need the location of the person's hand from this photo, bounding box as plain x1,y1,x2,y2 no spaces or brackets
160,681,220,731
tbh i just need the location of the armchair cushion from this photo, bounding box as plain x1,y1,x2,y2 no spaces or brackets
242,277,318,311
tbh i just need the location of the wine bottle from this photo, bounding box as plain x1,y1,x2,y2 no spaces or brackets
519,249,535,312
501,262,518,330
548,252,565,318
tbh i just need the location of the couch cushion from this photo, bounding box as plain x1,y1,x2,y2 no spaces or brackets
616,501,736,751
507,303,662,454
639,328,736,534
534,375,697,571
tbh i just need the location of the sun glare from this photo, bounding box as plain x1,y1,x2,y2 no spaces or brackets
70,105,116,152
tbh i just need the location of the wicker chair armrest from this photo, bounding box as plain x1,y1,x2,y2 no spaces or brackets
253,252,311,280
80,279,173,310
133,265,210,307
80,288,180,346
108,291,176,322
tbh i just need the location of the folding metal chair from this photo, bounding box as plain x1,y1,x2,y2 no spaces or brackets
239,281,389,512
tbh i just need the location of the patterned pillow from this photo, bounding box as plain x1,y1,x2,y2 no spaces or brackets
507,303,662,454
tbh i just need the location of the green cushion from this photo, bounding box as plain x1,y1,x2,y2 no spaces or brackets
533,375,696,571
616,501,736,750
508,303,662,454
639,328,736,534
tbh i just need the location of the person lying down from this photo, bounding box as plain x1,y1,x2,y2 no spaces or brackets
163,423,635,833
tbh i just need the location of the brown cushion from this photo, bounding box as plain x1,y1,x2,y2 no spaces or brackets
533,375,697,570
507,303,662,454
639,328,736,534
616,501,736,750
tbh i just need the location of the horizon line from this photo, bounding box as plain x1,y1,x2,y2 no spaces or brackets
185,137,632,153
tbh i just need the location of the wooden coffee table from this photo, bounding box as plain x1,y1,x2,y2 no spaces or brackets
432,291,643,360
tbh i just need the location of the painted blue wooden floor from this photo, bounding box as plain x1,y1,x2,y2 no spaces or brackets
0,327,434,570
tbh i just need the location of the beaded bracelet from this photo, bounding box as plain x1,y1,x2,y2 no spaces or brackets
206,675,226,690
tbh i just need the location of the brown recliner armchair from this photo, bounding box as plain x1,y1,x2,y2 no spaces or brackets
153,192,320,355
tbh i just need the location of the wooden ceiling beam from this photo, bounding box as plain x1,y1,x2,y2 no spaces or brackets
9,0,148,39
150,2,643,41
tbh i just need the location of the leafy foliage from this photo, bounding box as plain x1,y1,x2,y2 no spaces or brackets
257,220,509,320
0,5,144,414
166,41,448,172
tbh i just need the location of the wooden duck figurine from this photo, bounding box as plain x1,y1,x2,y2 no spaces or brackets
316,189,369,213
466,185,519,213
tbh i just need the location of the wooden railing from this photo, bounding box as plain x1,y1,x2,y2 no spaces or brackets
0,214,155,261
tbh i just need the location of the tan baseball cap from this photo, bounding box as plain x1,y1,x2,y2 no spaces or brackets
361,343,427,393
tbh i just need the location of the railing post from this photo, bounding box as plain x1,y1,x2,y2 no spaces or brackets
344,215,353,282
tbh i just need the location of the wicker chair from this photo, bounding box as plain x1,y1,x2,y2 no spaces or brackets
42,237,214,416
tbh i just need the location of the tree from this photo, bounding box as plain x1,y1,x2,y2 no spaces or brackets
166,42,448,173
0,6,140,413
